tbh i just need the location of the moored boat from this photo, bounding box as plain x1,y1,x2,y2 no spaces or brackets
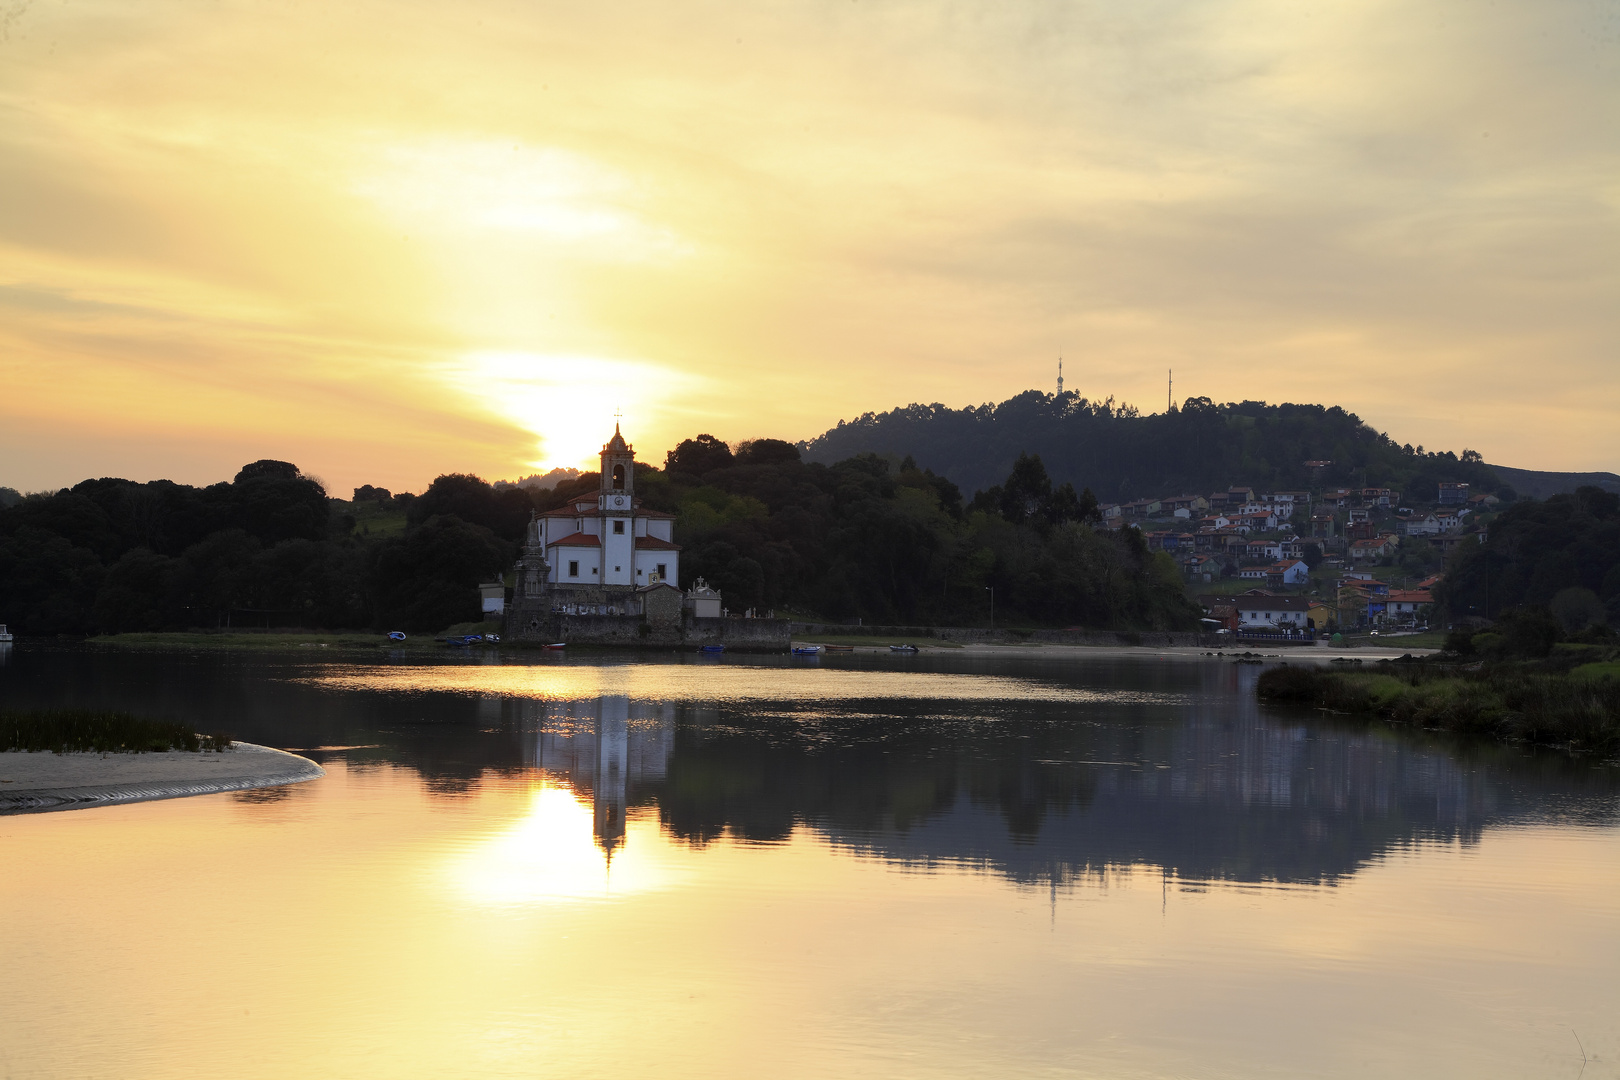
0,623,12,643
699,644,726,654
543,642,567,650
792,645,822,655
889,644,919,653
822,644,855,653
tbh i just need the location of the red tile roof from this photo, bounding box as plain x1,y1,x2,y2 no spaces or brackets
547,531,601,548
635,536,681,551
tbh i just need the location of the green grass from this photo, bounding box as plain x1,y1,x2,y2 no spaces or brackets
1362,629,1449,650
1257,662,1620,756
342,500,409,539
1,709,232,754
1572,660,1620,681
797,635,964,648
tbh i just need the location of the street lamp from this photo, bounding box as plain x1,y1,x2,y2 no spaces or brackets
984,586,995,630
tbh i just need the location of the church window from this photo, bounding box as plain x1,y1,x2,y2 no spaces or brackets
613,519,625,534
656,563,666,579
569,561,579,578
612,464,625,490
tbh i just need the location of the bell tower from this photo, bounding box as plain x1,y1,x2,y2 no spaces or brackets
599,423,635,510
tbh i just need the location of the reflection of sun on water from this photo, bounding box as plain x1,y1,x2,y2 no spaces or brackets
451,782,672,906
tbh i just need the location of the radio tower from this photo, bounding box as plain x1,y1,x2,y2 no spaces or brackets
1057,358,1064,395
1168,368,1173,412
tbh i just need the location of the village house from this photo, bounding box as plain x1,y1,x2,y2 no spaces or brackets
1266,560,1310,586
1233,595,1311,630
1438,481,1470,505
1385,589,1433,627
1348,534,1399,562
1243,538,1283,563
1161,495,1209,517
1306,602,1334,631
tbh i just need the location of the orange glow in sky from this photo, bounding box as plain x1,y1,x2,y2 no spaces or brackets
0,0,1615,494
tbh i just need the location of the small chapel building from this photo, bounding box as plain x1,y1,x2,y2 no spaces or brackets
527,425,681,594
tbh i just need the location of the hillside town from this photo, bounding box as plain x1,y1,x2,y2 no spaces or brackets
1105,475,1493,637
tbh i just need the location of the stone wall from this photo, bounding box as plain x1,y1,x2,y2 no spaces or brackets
507,611,791,651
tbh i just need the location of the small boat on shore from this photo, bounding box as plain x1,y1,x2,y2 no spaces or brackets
822,644,855,653
699,644,726,654
386,630,407,642
444,634,482,646
792,646,822,655
543,642,567,650
889,644,919,654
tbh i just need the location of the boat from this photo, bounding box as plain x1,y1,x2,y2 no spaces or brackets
821,644,855,653
792,646,823,656
485,634,501,643
699,644,726,654
386,631,407,642
889,644,919,654
543,642,567,650
0,624,12,643
444,634,483,646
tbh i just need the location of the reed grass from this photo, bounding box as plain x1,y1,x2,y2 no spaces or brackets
1257,663,1620,756
0,709,233,754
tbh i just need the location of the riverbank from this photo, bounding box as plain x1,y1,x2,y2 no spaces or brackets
1257,662,1620,757
794,639,1438,662
0,743,323,814
84,630,438,652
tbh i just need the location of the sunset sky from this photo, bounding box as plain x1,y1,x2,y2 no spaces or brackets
1,0,1615,496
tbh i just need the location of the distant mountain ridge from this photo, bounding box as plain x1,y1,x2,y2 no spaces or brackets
1484,465,1620,501
800,390,1508,503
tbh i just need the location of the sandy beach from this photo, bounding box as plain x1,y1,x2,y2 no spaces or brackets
0,742,323,814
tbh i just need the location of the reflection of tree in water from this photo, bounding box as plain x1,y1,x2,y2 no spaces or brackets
5,649,1617,886
649,698,1619,887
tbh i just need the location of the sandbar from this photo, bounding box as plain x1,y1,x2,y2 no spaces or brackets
0,742,323,815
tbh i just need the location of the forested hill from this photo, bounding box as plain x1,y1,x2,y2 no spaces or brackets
800,392,1510,503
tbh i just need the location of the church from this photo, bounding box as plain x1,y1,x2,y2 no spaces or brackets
528,425,680,594
504,425,786,649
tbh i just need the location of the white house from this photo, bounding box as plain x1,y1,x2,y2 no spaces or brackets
1236,595,1311,629
525,427,681,592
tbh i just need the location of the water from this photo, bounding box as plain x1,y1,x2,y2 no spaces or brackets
2,645,1617,1079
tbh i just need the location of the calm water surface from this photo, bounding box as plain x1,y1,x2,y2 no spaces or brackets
1,645,1617,1079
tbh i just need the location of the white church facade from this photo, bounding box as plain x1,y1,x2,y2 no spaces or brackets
524,426,681,593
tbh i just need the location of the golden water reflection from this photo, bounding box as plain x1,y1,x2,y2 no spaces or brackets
451,785,676,905
302,662,1176,705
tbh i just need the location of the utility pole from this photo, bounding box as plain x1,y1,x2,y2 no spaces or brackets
985,586,995,630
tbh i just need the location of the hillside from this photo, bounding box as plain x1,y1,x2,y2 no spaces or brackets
801,391,1509,503
1484,465,1620,501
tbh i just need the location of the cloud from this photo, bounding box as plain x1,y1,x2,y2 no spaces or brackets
0,0,1615,492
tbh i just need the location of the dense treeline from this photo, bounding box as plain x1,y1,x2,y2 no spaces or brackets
0,439,1199,635
623,437,1198,628
1438,487,1620,629
0,461,512,635
801,392,1511,503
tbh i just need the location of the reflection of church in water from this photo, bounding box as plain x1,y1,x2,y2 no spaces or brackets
526,697,676,857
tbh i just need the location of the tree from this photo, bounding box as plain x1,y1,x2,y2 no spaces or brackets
408,474,531,540
665,434,735,477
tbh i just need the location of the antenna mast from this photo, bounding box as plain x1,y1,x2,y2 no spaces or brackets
1057,358,1064,396
1168,368,1173,412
